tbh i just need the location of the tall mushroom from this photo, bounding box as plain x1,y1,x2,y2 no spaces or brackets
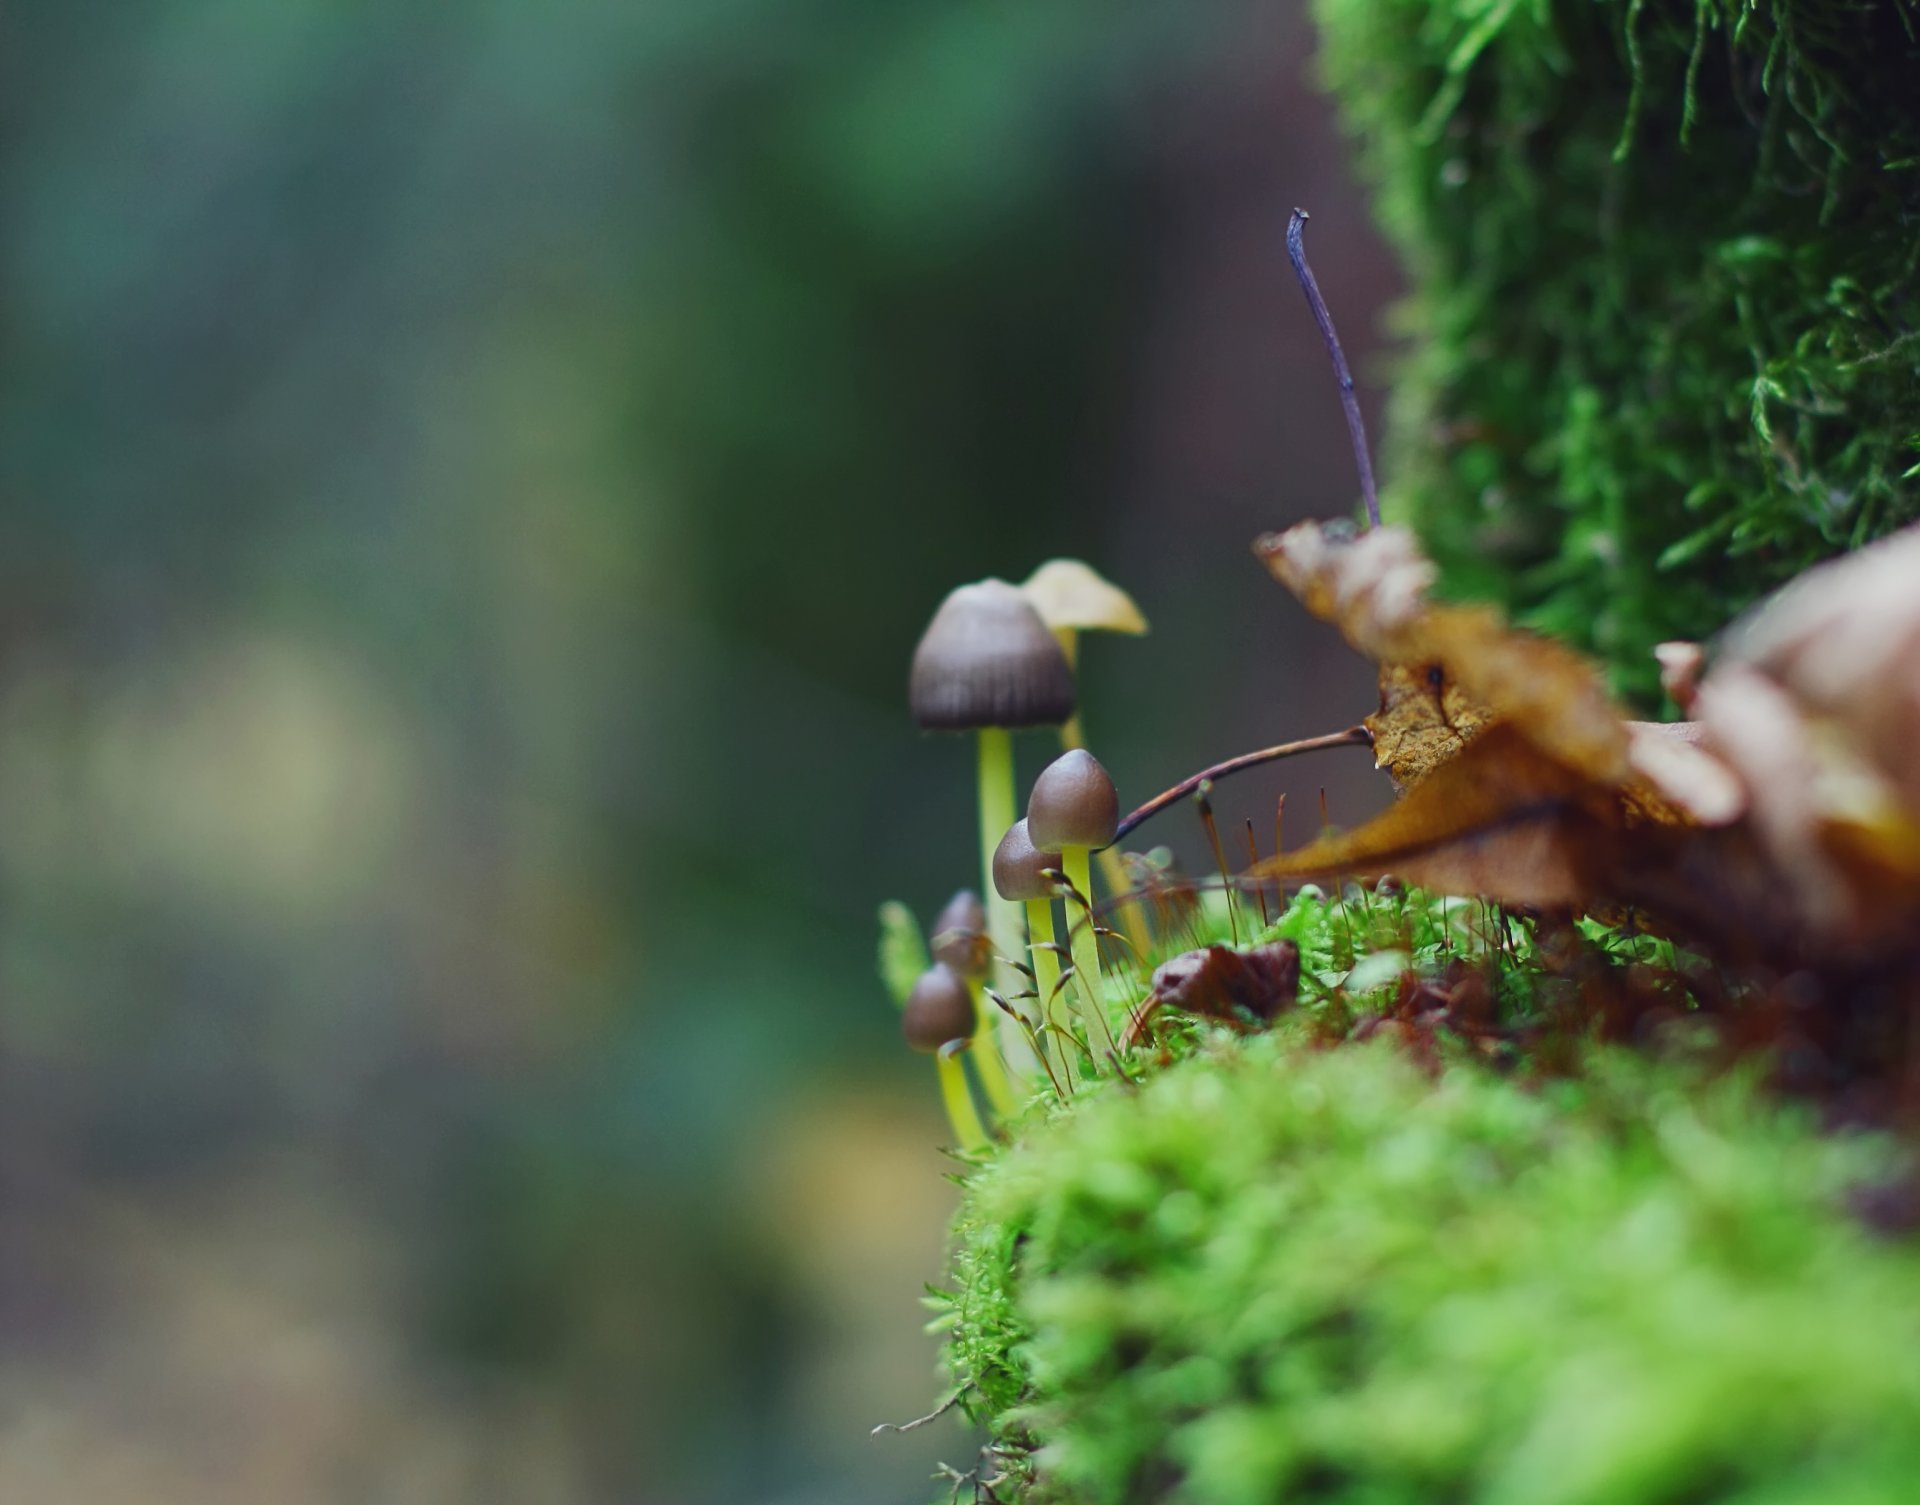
1028,748,1120,1054
1020,558,1148,751
911,580,1076,1021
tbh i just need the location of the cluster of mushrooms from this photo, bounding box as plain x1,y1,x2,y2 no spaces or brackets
893,560,1147,1143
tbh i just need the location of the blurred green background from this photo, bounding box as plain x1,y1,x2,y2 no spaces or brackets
0,3,1393,1500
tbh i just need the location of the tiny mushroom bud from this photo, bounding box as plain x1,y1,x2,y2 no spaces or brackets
992,819,1061,903
927,888,1018,1119
1027,748,1120,852
902,964,989,1150
929,889,990,977
901,963,978,1052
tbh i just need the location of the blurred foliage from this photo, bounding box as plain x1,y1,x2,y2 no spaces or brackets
1313,0,1920,702
0,0,1396,1500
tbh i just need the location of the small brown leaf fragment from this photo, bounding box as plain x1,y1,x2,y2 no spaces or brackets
1368,662,1489,787
1123,941,1300,1047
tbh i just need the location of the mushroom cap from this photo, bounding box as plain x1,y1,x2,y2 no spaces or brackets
929,888,991,979
1027,748,1119,850
1021,559,1149,636
991,818,1062,902
910,580,1077,730
901,963,977,1052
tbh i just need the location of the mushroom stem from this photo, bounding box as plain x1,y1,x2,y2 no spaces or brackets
1051,628,1152,958
966,981,1020,1117
1024,896,1072,1089
1053,629,1087,749
935,1043,989,1151
1060,845,1113,1055
975,727,1026,1037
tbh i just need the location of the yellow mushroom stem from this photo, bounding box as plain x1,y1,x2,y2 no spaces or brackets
1061,845,1118,1059
975,726,1029,1069
1023,895,1073,1090
1052,628,1152,957
935,1042,989,1151
966,980,1020,1118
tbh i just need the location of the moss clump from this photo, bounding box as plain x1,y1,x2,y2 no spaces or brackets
1311,0,1920,700
942,1032,1920,1504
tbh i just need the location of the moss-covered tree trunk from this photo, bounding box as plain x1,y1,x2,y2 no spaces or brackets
1318,0,1920,698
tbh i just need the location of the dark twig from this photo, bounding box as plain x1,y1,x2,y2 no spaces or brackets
1110,725,1373,843
1287,208,1380,528
872,1385,975,1437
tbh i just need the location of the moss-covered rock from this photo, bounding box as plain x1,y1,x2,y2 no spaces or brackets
1312,0,1920,699
943,1033,1920,1504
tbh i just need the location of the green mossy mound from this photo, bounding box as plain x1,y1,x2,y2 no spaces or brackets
942,1033,1920,1504
1312,0,1920,699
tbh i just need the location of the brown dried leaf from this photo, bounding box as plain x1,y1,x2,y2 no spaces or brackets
1250,725,1605,906
1256,522,1630,788
1253,516,1920,963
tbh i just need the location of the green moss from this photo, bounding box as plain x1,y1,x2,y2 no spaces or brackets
1310,0,1920,700
942,1033,1920,1503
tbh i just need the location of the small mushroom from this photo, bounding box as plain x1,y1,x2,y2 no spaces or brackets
911,580,1077,1036
902,962,978,1050
902,963,988,1150
927,888,1016,1117
993,819,1072,1080
1020,560,1151,951
1028,749,1120,1046
928,888,991,979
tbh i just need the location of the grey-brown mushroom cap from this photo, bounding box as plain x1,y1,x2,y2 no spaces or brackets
929,889,991,978
901,963,977,1052
1027,748,1119,850
910,579,1077,730
992,818,1062,902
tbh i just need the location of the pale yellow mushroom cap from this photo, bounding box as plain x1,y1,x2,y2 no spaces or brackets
1020,559,1149,637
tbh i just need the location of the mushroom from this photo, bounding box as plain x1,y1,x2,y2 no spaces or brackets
993,819,1071,1081
911,580,1076,1026
1020,560,1151,951
927,888,1017,1117
1020,558,1148,749
1027,749,1120,1052
928,888,991,978
901,963,988,1150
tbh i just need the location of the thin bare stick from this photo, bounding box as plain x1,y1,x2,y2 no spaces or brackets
1287,209,1379,528
1194,782,1240,946
872,1385,975,1436
1110,725,1372,843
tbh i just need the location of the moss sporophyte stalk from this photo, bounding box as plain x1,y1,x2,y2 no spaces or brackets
878,0,1920,1494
